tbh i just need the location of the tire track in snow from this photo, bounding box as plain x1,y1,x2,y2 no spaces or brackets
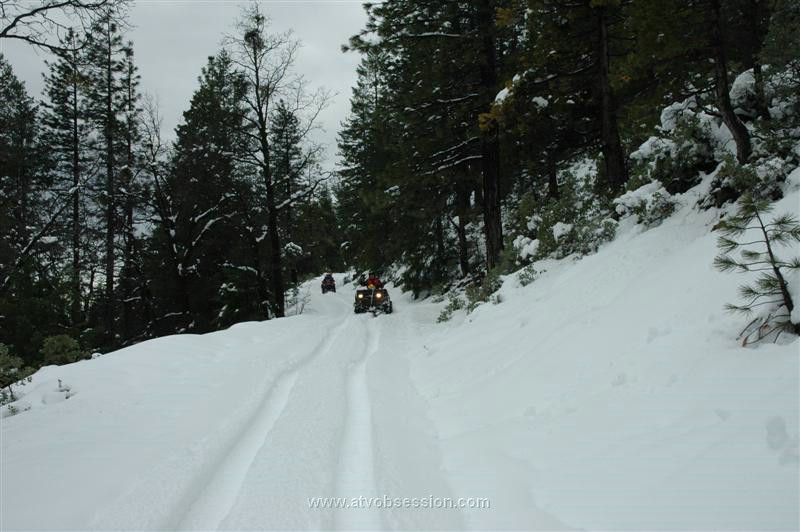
333,318,383,530
175,316,353,531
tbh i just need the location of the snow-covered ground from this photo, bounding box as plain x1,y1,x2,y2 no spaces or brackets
416,181,800,530
2,185,798,530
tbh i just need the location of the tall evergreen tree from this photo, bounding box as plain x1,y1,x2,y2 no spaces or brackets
41,29,90,325
269,99,325,285
335,48,397,273
342,0,515,285
147,51,252,333
0,54,68,365
83,12,127,345
118,43,143,342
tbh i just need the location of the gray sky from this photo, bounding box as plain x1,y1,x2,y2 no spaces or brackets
0,0,368,171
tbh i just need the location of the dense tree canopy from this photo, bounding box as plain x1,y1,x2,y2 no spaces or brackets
1,0,797,370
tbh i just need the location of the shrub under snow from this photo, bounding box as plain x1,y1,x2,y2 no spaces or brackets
614,181,676,228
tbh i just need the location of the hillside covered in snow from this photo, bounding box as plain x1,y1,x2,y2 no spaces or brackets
3,170,798,529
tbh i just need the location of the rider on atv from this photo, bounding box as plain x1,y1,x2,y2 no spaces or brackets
365,273,383,289
321,273,336,293
355,272,392,314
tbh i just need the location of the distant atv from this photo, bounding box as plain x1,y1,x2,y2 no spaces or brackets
321,274,336,294
354,287,393,315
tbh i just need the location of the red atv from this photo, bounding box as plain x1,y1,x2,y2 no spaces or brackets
321,274,336,294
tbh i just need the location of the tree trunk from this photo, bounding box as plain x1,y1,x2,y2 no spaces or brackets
547,153,559,199
748,0,770,120
86,268,96,317
70,74,81,324
259,129,284,317
265,173,285,317
176,269,190,329
476,0,503,270
755,209,800,334
598,6,628,191
455,183,471,276
122,175,133,340
710,0,752,164
250,42,285,319
103,22,116,344
752,62,769,120
434,214,446,281
121,67,135,342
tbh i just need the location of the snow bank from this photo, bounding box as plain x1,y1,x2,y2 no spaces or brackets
413,184,800,530
0,304,347,530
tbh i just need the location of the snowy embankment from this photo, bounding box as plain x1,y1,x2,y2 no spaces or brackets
1,182,799,530
413,177,800,530
0,300,347,529
1,281,463,531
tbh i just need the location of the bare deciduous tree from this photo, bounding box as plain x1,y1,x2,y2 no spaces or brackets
225,4,330,318
0,0,127,53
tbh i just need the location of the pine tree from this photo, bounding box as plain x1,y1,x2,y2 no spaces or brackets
269,100,309,286
342,0,514,286
148,51,252,333
83,13,128,346
0,54,69,366
760,0,800,119
714,195,800,341
631,0,757,164
118,43,143,342
0,54,46,294
519,0,634,191
41,29,90,325
335,48,397,273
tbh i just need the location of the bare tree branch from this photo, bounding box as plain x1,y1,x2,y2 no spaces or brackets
0,0,128,54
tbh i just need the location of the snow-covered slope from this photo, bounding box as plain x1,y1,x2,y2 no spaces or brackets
1,278,463,531
1,184,798,530
413,179,800,530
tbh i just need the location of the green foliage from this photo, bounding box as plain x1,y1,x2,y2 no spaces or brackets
714,195,800,341
0,344,34,405
614,181,676,228
41,335,84,366
437,294,465,323
708,156,786,207
629,110,717,194
761,0,800,116
465,269,502,313
518,264,539,287
528,172,617,260
0,54,70,368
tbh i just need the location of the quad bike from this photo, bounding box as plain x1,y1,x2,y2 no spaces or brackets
321,275,336,294
354,287,393,315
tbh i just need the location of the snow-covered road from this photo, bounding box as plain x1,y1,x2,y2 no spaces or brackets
1,278,467,530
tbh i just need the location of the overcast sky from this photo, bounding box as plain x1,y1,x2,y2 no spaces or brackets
1,0,368,171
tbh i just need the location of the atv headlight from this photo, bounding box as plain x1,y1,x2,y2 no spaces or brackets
375,292,382,298
358,293,364,299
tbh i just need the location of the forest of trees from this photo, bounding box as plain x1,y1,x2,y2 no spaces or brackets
1,2,341,371
2,0,799,371
336,0,800,293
